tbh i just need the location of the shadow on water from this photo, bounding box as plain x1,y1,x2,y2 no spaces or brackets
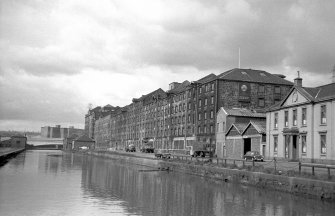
1,151,334,216
80,155,335,216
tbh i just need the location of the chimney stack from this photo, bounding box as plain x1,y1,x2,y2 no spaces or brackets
294,71,302,87
332,65,335,83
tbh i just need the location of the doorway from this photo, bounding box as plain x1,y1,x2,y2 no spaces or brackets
292,135,298,160
262,145,266,157
244,138,251,155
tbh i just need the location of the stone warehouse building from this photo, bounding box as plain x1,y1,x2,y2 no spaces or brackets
85,68,293,153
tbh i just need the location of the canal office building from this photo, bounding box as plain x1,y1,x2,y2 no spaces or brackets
266,75,335,164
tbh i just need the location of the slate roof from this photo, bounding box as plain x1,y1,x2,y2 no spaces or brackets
167,80,191,94
218,68,293,86
226,123,249,135
196,73,217,84
315,82,335,101
246,121,266,134
268,82,335,112
75,135,94,142
223,107,266,118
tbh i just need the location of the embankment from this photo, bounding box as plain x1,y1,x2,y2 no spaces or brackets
89,150,335,201
0,148,25,165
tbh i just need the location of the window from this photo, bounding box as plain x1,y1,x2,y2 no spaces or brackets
320,134,326,154
262,134,266,142
301,135,307,153
204,98,208,106
275,86,281,94
210,125,213,133
274,136,278,153
284,111,289,127
205,85,209,92
204,125,207,133
217,123,219,132
179,104,182,112
199,87,202,94
188,103,191,110
188,114,191,123
198,126,201,134
204,112,207,120
302,108,307,126
211,96,214,105
274,113,278,129
198,99,202,107
222,122,225,132
211,83,214,91
258,85,265,93
198,113,201,120
258,98,265,107
178,128,180,135
210,110,214,119
293,109,297,126
183,103,186,111
321,105,327,124
175,106,177,113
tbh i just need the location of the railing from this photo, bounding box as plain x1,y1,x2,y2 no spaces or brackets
299,162,335,179
169,155,258,167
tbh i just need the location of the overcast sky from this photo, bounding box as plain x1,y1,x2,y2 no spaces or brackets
1,0,335,131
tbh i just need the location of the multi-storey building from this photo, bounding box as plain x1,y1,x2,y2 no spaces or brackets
88,68,293,154
41,125,84,139
266,75,335,164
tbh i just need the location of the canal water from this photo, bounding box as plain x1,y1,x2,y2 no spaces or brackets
1,150,334,216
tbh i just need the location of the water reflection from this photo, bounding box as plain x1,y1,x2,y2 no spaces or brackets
0,150,334,216
81,156,335,216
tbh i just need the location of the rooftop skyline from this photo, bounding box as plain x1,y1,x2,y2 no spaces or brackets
1,0,335,131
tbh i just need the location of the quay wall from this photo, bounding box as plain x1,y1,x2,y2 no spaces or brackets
0,148,25,164
89,151,335,201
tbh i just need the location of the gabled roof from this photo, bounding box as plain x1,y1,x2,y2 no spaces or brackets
134,88,167,105
242,121,266,135
222,107,266,118
226,123,248,136
270,82,335,111
167,80,190,94
196,73,217,84
75,135,94,142
218,68,293,86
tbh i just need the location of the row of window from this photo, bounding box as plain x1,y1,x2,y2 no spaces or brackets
199,82,215,94
274,105,327,129
273,133,327,155
198,125,214,134
198,96,215,107
198,111,214,120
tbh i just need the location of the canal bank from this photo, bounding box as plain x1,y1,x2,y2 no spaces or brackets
0,148,25,165
89,150,335,201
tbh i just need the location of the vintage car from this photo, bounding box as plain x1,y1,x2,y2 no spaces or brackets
140,145,155,153
243,151,264,161
125,144,136,152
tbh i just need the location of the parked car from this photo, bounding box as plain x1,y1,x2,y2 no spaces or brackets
140,145,155,153
243,151,264,161
155,150,171,159
125,144,136,152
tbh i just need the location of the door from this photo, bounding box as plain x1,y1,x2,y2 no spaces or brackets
244,138,251,155
262,145,266,157
292,135,298,160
